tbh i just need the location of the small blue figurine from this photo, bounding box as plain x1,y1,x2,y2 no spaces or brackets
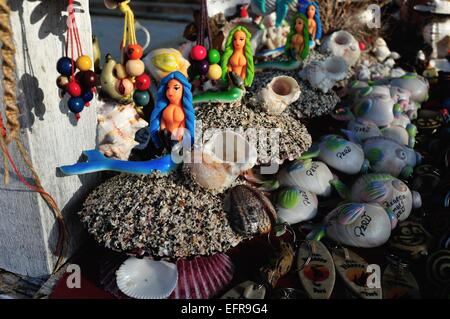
298,1,322,48
59,71,195,176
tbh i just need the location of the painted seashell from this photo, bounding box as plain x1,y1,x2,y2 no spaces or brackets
298,240,335,299
321,30,361,67
225,184,277,236
347,119,381,142
317,135,366,175
349,174,422,222
259,241,294,288
259,76,301,115
145,48,190,82
277,160,334,197
325,202,395,248
116,257,178,299
362,136,421,178
299,56,348,93
381,125,410,146
276,187,318,224
353,94,396,127
332,248,382,299
390,74,429,104
97,102,148,160
169,253,234,299
184,130,258,191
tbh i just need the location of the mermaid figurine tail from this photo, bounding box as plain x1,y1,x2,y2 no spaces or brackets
59,150,178,175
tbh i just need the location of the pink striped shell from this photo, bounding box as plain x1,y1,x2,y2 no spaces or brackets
169,253,235,299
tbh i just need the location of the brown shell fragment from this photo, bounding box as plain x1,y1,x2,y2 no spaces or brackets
226,185,277,236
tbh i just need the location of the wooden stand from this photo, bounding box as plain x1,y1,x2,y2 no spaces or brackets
0,0,99,277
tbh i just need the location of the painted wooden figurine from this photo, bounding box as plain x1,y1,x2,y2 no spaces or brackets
298,1,322,48
221,26,255,87
285,13,310,61
150,71,195,151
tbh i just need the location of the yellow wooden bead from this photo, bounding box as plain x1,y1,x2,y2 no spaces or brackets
76,55,92,71
208,64,222,80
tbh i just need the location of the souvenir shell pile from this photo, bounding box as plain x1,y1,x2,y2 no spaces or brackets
63,0,450,299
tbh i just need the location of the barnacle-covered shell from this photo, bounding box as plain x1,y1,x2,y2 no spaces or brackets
225,185,277,236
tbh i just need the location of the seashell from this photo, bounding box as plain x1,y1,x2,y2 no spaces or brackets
259,76,301,115
184,130,258,191
259,241,294,287
277,160,334,197
362,136,421,178
225,184,277,236
276,187,318,224
390,74,429,104
382,263,421,299
426,250,450,287
349,173,421,222
353,94,396,127
97,102,148,160
145,48,191,82
169,253,234,299
347,119,381,142
299,56,348,93
325,203,394,248
116,257,178,299
381,125,410,146
317,135,366,175
321,30,361,67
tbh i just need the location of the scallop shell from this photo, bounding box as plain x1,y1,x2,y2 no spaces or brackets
169,254,235,299
116,258,178,299
225,184,276,236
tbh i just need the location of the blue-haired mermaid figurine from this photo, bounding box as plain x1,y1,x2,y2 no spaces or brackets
298,1,322,48
150,71,195,151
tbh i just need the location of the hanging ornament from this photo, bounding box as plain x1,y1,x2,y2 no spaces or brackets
55,0,96,120
99,0,153,108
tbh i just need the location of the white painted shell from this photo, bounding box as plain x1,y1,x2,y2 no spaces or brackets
390,75,429,104
116,258,178,299
321,31,361,67
325,203,392,248
185,130,258,191
278,160,334,197
276,187,318,224
381,126,410,146
299,56,348,93
347,119,381,141
97,102,148,160
349,174,421,221
356,94,396,127
318,136,366,175
259,76,301,115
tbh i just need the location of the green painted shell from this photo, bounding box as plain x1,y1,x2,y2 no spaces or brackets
278,188,301,209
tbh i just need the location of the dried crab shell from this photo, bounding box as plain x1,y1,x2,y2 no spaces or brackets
225,185,277,236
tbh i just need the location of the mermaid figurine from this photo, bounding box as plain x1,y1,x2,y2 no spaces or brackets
150,71,195,151
59,71,194,176
298,1,322,48
221,25,255,88
285,13,310,61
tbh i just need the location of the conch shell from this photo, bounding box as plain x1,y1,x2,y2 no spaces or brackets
259,76,301,115
97,102,148,160
184,130,258,191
